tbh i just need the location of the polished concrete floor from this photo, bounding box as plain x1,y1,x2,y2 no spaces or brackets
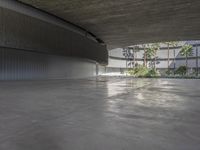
0,77,200,150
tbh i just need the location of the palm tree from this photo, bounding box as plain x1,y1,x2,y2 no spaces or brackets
180,44,193,75
170,42,178,74
164,42,170,71
195,42,199,76
144,43,160,69
151,43,160,69
165,41,178,72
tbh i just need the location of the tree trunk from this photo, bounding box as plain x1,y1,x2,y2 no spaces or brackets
144,50,146,67
154,52,156,69
186,55,188,76
126,60,128,76
135,52,137,64
167,44,170,72
196,44,198,76
133,51,136,69
173,49,176,75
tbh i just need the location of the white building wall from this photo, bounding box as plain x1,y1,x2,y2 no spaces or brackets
108,42,200,69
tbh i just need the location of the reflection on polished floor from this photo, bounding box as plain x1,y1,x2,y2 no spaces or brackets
0,77,200,150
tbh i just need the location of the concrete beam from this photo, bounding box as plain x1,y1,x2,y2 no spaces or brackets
19,0,200,49
0,0,108,65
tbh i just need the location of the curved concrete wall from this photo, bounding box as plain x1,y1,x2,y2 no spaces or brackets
0,0,107,80
0,48,97,80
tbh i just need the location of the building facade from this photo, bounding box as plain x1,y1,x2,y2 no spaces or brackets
107,41,200,75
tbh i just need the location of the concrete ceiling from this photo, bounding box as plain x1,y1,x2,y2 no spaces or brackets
18,0,200,49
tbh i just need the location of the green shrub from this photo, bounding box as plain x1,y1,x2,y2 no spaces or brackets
146,68,160,77
175,66,186,75
165,70,173,76
128,65,160,77
128,65,149,77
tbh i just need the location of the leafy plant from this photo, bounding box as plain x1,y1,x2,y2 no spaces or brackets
165,70,173,76
164,41,178,71
180,44,193,75
146,68,160,77
142,43,160,68
128,65,160,77
128,65,149,77
175,66,187,76
180,44,193,57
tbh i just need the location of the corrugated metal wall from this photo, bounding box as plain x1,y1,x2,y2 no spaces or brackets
0,48,96,80
0,48,47,80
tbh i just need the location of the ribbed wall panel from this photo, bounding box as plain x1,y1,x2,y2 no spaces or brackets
0,48,96,80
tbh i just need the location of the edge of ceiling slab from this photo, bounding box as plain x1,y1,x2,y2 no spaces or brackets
14,0,105,45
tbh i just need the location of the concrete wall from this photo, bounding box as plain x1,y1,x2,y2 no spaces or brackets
97,65,106,75
0,0,107,80
0,48,96,80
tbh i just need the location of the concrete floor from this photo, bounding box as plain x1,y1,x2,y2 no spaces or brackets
0,77,200,150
